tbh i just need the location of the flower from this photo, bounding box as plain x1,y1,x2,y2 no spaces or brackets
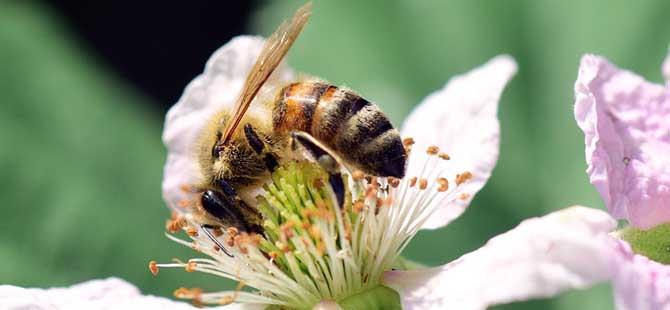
158,35,614,309
574,53,670,310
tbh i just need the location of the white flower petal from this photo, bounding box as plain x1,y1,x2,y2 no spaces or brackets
400,55,517,230
161,36,294,209
0,277,261,310
383,206,617,310
611,239,670,310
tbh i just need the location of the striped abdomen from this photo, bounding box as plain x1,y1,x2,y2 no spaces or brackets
273,81,406,178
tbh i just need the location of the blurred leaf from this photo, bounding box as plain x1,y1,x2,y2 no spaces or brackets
0,1,235,298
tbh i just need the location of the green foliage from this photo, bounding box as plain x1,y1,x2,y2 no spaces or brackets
620,224,670,265
2,0,669,309
338,285,402,310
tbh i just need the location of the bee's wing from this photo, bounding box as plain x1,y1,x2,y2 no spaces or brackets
222,2,312,144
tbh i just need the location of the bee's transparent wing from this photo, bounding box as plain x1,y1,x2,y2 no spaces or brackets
222,2,312,143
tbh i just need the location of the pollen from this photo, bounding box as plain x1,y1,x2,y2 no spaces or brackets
402,137,415,147
426,146,440,155
174,287,202,299
456,171,473,185
438,152,451,160
418,178,428,190
389,177,400,188
227,227,239,237
148,260,159,276
352,170,365,181
186,227,199,237
437,177,449,192
185,261,198,272
353,200,365,213
212,227,224,237
409,177,418,187
219,296,235,305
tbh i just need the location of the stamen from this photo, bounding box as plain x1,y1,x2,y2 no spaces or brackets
409,177,417,187
426,146,439,155
185,261,198,272
456,171,473,185
352,170,365,181
437,177,449,192
148,260,159,276
402,137,415,147
186,227,199,237
418,178,428,190
438,152,450,160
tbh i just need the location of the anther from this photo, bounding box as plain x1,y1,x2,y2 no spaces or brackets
227,227,239,237
459,193,471,200
437,177,449,192
185,261,198,272
389,177,400,188
426,146,440,155
225,235,235,247
419,178,428,190
212,228,224,237
186,227,198,237
456,171,473,185
148,260,159,276
409,177,417,187
438,152,451,160
353,200,365,213
402,137,415,147
352,170,365,181
220,296,236,305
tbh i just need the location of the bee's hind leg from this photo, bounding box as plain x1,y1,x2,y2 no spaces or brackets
290,131,346,208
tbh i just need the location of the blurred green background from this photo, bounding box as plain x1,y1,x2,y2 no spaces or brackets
2,0,669,309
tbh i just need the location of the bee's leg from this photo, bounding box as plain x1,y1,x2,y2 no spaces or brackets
290,131,345,208
212,180,264,234
244,123,279,172
200,224,234,257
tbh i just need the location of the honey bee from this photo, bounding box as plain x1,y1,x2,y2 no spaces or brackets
191,3,407,254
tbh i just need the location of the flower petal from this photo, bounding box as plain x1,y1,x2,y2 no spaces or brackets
611,239,670,310
383,206,617,310
161,36,294,209
574,54,670,229
400,55,517,230
0,277,261,309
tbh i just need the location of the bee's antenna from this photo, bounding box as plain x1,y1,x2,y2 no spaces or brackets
201,225,234,258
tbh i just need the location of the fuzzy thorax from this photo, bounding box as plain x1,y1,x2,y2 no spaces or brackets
152,140,472,309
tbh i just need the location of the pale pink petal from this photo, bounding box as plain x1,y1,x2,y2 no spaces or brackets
611,240,670,310
161,36,294,210
383,206,617,310
400,55,517,230
0,278,261,310
312,300,341,310
574,54,670,229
